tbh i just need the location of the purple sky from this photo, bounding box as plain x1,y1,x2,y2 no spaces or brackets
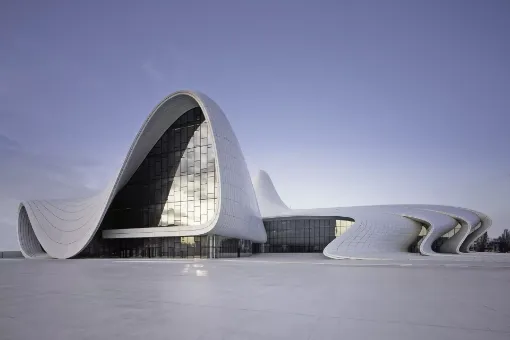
1,0,509,249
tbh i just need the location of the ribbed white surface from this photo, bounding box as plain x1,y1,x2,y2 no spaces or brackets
18,91,266,259
253,170,493,259
17,91,492,260
252,170,290,217
460,211,492,253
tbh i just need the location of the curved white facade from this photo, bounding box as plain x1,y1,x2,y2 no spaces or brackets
253,170,492,260
17,91,492,260
18,91,266,259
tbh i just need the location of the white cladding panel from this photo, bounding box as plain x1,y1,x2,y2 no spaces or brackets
18,91,266,259
17,90,492,260
253,170,492,260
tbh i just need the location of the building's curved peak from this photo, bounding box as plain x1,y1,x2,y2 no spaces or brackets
18,90,266,258
253,170,290,217
115,90,201,190
17,91,493,260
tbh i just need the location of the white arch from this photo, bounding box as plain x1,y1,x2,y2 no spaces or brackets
18,91,266,259
399,211,457,256
409,206,480,254
460,210,492,253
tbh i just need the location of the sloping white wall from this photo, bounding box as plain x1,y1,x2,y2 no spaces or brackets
253,170,492,259
18,91,266,259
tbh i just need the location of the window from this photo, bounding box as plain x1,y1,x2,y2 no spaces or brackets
100,107,218,231
335,219,354,236
262,217,353,253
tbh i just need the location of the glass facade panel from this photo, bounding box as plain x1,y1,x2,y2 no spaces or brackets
80,235,252,259
101,107,218,231
79,107,235,259
256,217,354,253
335,219,354,237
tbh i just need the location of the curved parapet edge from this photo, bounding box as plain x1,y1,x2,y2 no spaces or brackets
18,91,266,259
198,93,266,243
460,210,492,253
398,205,488,254
401,213,456,256
378,205,485,256
17,203,48,258
402,206,480,254
439,220,470,254
322,205,481,259
323,210,422,260
253,170,290,217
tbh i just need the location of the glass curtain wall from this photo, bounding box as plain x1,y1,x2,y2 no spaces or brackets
79,235,252,259
100,107,218,231
79,107,224,259
335,219,355,236
259,217,354,253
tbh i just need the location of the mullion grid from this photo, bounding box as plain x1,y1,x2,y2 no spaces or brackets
148,108,217,228
263,218,338,253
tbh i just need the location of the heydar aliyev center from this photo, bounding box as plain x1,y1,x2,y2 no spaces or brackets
18,91,492,259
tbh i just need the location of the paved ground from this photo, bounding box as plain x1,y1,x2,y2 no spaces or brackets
1,254,510,340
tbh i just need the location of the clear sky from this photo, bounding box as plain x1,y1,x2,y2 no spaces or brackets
1,0,509,249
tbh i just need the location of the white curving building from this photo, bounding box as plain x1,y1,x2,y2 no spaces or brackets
17,91,491,259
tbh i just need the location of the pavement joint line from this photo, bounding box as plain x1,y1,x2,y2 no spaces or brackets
0,259,24,261
6,258,509,269
111,259,401,266
112,260,197,264
215,259,406,266
103,259,510,269
110,259,424,267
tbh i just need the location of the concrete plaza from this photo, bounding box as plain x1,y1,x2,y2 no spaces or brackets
1,254,510,340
